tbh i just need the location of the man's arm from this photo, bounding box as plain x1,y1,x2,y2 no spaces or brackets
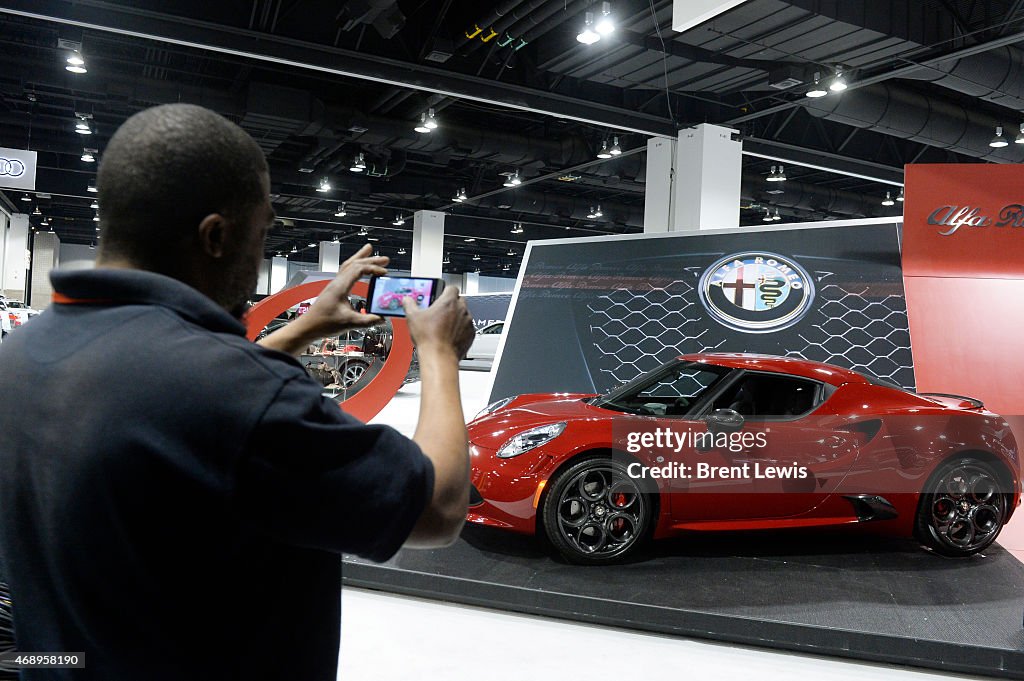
257,244,387,357
400,287,476,547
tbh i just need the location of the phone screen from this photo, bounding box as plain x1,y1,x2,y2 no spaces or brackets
367,276,441,317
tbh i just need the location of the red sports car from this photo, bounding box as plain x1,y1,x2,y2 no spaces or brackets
467,354,1021,564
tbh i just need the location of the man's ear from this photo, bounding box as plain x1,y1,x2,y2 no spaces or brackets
197,213,227,258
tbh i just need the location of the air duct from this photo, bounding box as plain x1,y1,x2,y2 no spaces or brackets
741,174,891,219
903,46,1024,112
472,188,644,227
805,82,1019,162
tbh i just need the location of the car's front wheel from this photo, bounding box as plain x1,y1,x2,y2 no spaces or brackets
542,457,652,564
915,457,1008,557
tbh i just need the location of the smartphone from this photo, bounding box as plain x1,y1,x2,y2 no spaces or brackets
366,276,445,317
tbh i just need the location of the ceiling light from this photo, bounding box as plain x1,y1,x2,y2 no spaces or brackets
290,246,298,254
766,165,779,182
453,187,467,203
776,165,787,181
424,107,438,130
829,68,848,92
990,126,1009,148
464,237,476,242
90,200,99,209
503,263,511,271
772,208,782,221
398,247,407,255
473,267,481,273
316,177,332,192
358,227,368,236
596,140,612,159
414,113,432,134
32,206,41,216
350,153,366,172
65,51,87,74
595,1,615,35
762,209,774,222
1016,123,1024,144
335,202,347,217
93,214,100,222
87,179,97,193
577,12,601,44
442,253,450,264
89,241,96,249
41,217,49,226
510,222,524,234
392,214,405,226
472,254,481,261
20,194,30,202
588,205,604,219
332,234,340,243
74,116,92,135
882,191,895,206
609,136,622,156
507,248,516,256
503,170,521,187
81,148,96,163
806,72,828,98
896,187,905,202
307,242,317,248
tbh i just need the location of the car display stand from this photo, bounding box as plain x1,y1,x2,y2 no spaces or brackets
343,526,1024,679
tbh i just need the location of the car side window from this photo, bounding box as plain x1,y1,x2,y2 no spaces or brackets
483,323,503,335
711,372,822,420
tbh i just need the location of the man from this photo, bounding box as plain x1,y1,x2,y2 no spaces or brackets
0,104,475,680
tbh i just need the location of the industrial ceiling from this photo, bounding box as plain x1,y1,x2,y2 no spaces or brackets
1,0,1023,275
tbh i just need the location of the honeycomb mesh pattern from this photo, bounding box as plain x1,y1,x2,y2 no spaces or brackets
586,269,914,394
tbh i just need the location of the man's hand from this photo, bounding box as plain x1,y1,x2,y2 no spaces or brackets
257,244,388,357
401,286,475,361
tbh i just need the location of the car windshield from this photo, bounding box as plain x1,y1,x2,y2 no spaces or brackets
595,360,730,417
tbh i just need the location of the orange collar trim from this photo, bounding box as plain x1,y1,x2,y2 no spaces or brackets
52,292,115,305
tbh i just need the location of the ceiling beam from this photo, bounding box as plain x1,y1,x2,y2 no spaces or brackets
0,0,679,138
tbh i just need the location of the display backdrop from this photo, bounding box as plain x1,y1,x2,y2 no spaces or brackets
903,164,1024,420
490,222,912,402
463,293,511,331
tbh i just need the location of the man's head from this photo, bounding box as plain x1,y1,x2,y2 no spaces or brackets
97,104,274,318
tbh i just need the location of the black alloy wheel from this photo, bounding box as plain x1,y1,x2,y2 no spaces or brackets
915,457,1009,556
542,457,652,564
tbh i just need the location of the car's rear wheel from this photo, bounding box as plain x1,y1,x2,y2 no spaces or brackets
915,457,1008,557
542,457,652,564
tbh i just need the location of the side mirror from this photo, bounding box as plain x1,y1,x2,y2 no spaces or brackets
706,408,745,435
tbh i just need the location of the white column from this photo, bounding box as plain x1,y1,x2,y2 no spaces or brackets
318,241,341,273
462,271,480,295
30,230,60,309
643,137,677,234
674,124,742,231
2,213,29,300
411,210,444,278
256,258,270,295
269,256,288,294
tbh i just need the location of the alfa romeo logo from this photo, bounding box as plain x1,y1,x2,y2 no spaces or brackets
0,158,26,177
698,252,815,333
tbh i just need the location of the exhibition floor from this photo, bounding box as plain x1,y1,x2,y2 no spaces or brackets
359,371,1024,679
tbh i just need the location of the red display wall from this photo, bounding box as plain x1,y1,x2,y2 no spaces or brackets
903,164,1024,420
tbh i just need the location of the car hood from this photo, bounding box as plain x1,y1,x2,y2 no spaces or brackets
469,393,601,447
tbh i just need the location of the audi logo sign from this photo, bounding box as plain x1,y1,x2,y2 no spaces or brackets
0,147,37,191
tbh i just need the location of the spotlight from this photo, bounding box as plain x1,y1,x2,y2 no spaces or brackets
766,165,780,182
93,214,100,222
596,140,612,159
587,205,604,219
829,68,848,92
392,214,405,226
74,116,92,135
510,222,524,234
1016,123,1024,144
307,242,317,248
316,177,332,192
464,237,476,242
398,247,407,255
775,165,786,182
90,200,99,209
503,170,521,187
424,108,438,130
442,253,451,264
87,179,97,193
453,187,468,203
990,126,1009,148
576,12,600,44
335,202,347,217
772,208,782,221
20,194,30,202
503,263,511,271
472,254,481,261
896,187,905,202
65,51,87,74
358,227,369,236
332,234,340,243
882,191,895,206
414,113,431,134
507,248,516,256
350,153,366,172
32,206,41,216
81,148,97,163
762,209,774,222
806,72,828,98
609,136,622,156
595,2,615,35
290,245,298,254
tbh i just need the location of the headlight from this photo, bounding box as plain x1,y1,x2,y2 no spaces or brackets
497,422,567,459
474,396,515,421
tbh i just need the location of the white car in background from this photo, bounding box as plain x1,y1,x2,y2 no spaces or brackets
0,298,38,332
465,321,504,362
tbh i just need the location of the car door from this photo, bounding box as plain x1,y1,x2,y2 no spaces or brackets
705,371,862,519
469,322,504,360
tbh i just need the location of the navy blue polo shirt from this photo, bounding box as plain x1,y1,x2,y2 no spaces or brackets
0,268,434,680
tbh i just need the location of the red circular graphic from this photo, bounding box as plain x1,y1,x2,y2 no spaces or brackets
245,279,413,423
